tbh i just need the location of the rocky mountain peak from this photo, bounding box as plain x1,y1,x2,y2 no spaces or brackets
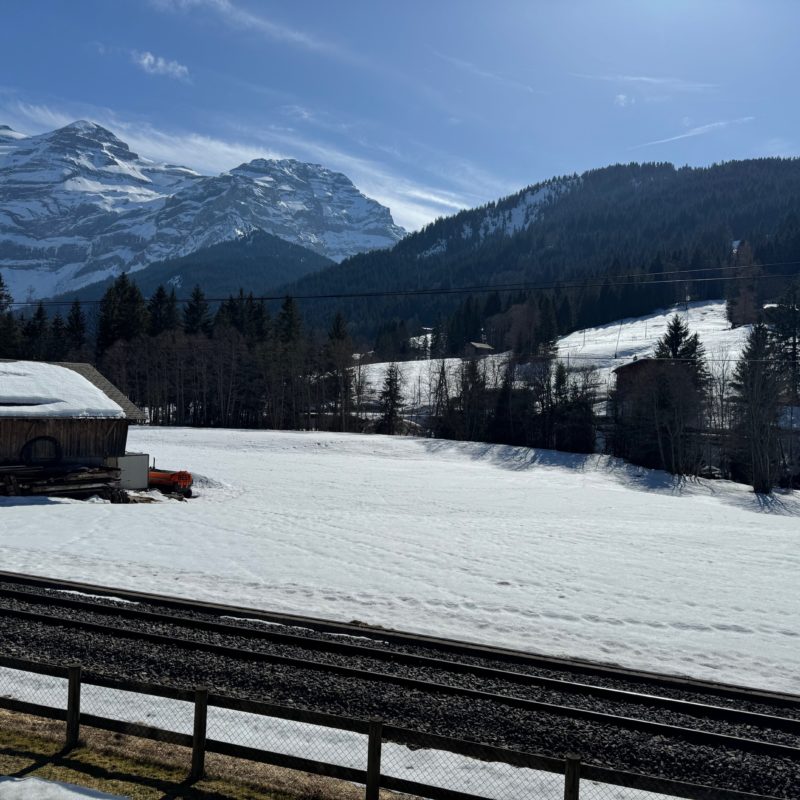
0,120,406,300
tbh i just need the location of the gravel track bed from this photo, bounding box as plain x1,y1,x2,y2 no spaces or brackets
1,598,799,749
1,583,798,720
0,616,798,797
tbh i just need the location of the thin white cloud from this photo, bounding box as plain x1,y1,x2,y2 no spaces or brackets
614,93,633,107
131,50,190,81
576,73,717,93
632,116,755,149
433,50,543,95
1,99,278,170
0,97,491,230
151,0,353,61
4,101,74,131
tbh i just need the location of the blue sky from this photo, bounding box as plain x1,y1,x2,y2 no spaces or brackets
1,0,798,230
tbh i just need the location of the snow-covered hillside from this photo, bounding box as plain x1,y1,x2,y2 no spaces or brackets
0,121,405,299
417,177,575,259
2,428,797,693
556,299,749,392
360,300,745,413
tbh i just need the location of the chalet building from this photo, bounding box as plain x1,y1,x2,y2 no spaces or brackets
0,360,145,471
611,358,695,418
464,341,495,358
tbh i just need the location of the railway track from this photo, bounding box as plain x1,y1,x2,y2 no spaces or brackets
0,570,798,797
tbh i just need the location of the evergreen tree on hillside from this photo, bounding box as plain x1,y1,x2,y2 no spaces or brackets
766,283,800,473
326,311,353,431
0,273,20,358
47,312,68,362
276,296,302,345
66,300,87,354
22,302,48,360
147,285,179,337
654,314,708,387
731,324,783,493
766,283,800,404
183,285,212,336
97,273,148,354
0,272,11,313
377,363,403,435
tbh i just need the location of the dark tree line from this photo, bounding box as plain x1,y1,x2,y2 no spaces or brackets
2,266,798,494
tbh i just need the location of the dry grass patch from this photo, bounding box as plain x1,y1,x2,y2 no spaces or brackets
0,709,411,799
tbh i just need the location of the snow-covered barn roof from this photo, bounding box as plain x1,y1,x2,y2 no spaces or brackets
0,361,140,420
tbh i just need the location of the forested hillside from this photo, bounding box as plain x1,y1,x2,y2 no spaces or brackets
279,159,800,349
50,230,333,305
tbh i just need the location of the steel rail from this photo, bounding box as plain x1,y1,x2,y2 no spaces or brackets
0,584,798,736
1,604,799,761
0,569,796,710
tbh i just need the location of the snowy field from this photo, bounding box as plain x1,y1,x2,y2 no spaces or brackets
0,778,124,799
0,427,797,694
360,300,748,410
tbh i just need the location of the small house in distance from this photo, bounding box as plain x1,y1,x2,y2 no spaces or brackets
464,341,495,358
0,360,147,492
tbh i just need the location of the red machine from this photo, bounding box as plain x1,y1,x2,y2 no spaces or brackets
148,467,193,498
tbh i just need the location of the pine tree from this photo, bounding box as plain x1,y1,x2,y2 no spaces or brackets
377,363,403,435
0,273,20,358
654,314,708,387
766,283,800,473
276,296,302,345
97,273,148,354
47,312,68,361
183,285,212,336
326,311,353,431
23,302,48,360
766,283,800,404
66,300,87,354
147,285,179,337
731,324,783,493
0,272,11,313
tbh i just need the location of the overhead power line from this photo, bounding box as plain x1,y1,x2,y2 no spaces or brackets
4,259,800,308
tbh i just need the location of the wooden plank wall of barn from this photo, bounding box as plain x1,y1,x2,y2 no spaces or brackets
0,419,129,465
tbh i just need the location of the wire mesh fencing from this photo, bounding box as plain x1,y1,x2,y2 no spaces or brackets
0,662,67,712
0,659,787,800
379,725,566,800
79,675,195,746
380,740,564,799
580,774,694,800
206,701,369,772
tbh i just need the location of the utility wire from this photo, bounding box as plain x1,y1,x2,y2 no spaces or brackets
4,259,800,308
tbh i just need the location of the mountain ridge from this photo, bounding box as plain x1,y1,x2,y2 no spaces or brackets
0,120,405,300
47,229,334,305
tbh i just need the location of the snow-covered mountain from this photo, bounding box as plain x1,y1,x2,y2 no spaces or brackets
0,121,406,300
416,177,576,259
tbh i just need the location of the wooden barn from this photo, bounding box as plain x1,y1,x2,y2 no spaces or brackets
0,360,145,469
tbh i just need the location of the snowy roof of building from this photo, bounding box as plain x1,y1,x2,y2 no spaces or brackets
0,361,141,420
467,341,494,351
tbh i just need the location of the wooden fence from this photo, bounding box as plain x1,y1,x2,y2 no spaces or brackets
0,654,783,800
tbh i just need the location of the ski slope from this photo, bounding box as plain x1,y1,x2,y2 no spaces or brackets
360,300,746,411
556,299,750,391
1,427,797,693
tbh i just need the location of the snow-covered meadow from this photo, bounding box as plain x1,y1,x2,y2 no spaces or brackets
1,427,797,694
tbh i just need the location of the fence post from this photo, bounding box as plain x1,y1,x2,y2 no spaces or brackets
564,753,581,800
190,687,208,782
66,664,81,749
365,717,383,800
